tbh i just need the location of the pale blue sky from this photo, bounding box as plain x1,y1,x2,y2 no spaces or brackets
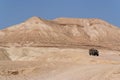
0,0,120,29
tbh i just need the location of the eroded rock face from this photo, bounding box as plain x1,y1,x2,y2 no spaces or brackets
0,17,120,80
0,17,120,49
0,48,11,60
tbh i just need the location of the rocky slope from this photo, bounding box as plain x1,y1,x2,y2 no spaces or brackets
0,16,120,49
0,16,120,80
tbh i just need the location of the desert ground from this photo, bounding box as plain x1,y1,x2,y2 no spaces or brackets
0,47,120,80
0,17,120,80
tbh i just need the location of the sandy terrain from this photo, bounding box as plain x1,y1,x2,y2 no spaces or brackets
0,47,120,80
0,17,120,80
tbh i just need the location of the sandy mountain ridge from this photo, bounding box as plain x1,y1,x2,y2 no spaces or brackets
0,16,120,49
0,17,120,80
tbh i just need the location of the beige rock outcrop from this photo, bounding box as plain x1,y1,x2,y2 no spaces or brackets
0,16,120,49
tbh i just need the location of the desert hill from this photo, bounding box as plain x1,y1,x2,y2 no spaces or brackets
0,17,120,80
0,17,120,50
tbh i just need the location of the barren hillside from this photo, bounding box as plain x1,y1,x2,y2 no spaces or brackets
0,16,120,50
0,17,120,80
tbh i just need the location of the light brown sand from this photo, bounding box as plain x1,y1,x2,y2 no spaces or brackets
0,47,120,80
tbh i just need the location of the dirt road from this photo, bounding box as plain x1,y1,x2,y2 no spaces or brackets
0,47,120,80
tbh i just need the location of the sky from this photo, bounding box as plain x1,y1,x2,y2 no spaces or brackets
0,0,120,29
